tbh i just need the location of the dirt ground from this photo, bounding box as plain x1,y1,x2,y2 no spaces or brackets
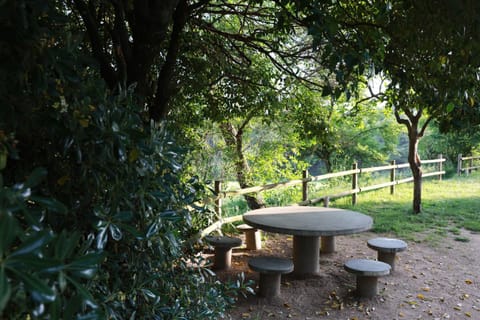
208,229,480,320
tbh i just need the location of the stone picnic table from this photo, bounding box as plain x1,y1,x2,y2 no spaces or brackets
243,206,373,276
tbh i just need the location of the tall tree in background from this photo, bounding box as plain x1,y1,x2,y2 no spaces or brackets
287,85,402,173
296,0,480,213
382,0,480,212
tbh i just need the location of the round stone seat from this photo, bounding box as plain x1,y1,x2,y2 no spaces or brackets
367,237,407,271
248,256,293,299
237,223,262,250
344,259,391,298
205,236,242,270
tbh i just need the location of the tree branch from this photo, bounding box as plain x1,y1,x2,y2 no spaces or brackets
151,0,189,120
73,0,118,88
394,108,411,130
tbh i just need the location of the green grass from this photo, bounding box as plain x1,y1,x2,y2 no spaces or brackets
222,172,480,242
334,173,480,241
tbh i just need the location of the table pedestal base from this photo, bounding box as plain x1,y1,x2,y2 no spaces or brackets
293,235,320,275
321,236,335,253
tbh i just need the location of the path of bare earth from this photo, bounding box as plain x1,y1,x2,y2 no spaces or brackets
210,229,480,320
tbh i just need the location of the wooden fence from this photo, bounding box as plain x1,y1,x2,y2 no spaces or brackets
457,154,480,175
214,155,446,218
192,155,447,240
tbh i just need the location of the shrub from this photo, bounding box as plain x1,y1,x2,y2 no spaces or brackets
0,1,248,317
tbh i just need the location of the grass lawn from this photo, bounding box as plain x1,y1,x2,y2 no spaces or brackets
332,172,480,242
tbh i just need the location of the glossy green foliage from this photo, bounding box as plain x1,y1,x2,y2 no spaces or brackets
286,84,403,172
0,1,248,318
0,169,104,318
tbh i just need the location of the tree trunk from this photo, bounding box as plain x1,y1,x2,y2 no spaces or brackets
220,122,266,210
407,126,423,213
394,107,429,214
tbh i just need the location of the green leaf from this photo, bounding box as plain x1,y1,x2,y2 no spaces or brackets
47,297,61,320
67,252,105,279
146,222,159,238
96,227,108,250
10,230,53,257
0,211,18,257
446,102,455,113
54,231,81,259
29,195,67,214
112,211,134,222
58,271,67,292
24,167,47,188
0,267,11,313
65,274,97,308
120,224,144,239
11,269,55,303
108,223,122,241
6,255,63,273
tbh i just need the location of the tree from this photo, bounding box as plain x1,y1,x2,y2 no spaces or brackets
70,0,325,121
286,83,403,173
294,0,480,213
420,124,480,172
175,46,304,209
380,0,480,212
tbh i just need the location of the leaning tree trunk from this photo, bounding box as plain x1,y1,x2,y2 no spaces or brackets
220,122,266,210
394,107,431,214
408,131,423,213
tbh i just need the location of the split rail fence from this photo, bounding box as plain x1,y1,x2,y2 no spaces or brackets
193,156,446,239
457,154,480,175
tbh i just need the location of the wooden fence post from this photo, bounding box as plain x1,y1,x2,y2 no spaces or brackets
214,180,222,218
390,160,396,195
323,196,330,208
457,154,462,175
469,156,473,175
438,154,443,181
352,162,358,205
302,170,309,202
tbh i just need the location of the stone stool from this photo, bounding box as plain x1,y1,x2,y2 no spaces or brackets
237,224,262,250
205,236,242,270
367,237,407,271
344,259,391,298
248,256,294,299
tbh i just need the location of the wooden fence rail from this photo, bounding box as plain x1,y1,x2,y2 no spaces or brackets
457,154,480,175
192,155,449,241
214,155,446,217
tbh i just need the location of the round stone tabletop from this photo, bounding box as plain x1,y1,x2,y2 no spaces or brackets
243,206,373,237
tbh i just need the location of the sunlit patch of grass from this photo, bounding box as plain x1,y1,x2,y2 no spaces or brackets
454,236,470,242
336,173,480,239
448,227,461,235
463,220,480,232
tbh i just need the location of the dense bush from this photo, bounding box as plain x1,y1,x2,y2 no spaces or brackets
1,100,248,319
0,1,248,318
